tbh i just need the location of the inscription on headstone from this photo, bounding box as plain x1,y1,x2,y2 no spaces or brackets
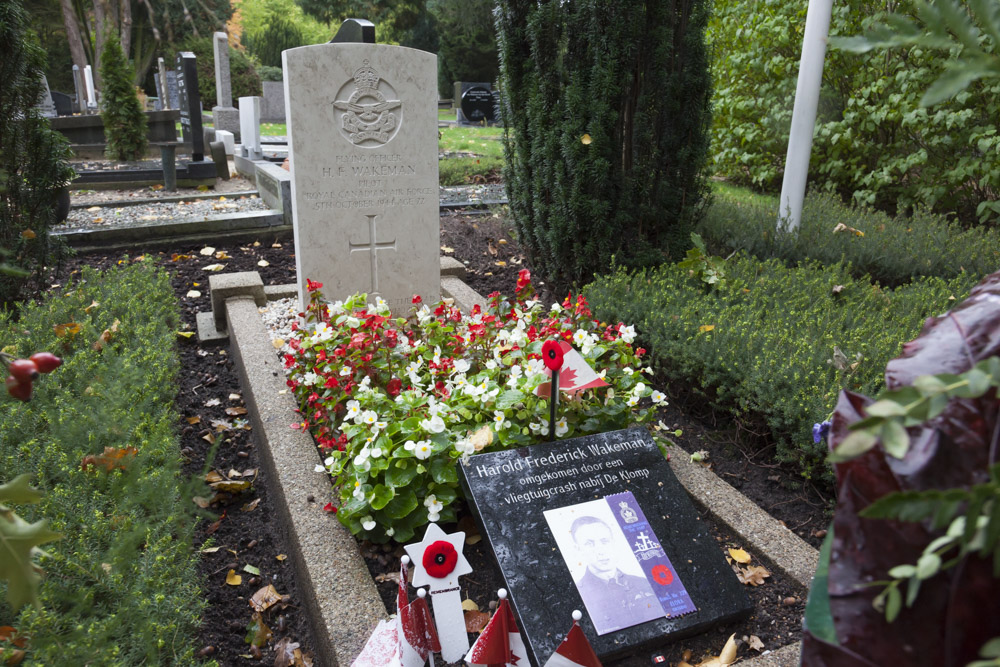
283,42,440,311
458,427,752,664
176,51,204,161
460,86,495,123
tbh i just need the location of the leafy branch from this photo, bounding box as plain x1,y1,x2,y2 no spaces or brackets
831,0,1000,106
0,474,61,611
677,233,727,287
830,355,1000,463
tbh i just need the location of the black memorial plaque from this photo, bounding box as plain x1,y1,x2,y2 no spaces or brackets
176,52,204,161
460,86,496,123
458,427,752,665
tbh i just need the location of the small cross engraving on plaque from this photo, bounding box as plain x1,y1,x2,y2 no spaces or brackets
349,213,396,293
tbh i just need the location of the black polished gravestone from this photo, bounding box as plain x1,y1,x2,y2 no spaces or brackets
176,52,204,161
460,86,496,123
458,427,752,665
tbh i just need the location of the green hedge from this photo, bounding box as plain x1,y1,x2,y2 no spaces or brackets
0,262,210,665
697,190,1000,287
584,255,978,476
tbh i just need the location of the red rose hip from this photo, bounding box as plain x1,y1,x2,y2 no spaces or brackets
8,359,39,383
6,376,32,402
29,352,62,373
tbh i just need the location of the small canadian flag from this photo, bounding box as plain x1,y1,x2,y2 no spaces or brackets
543,611,602,667
465,589,526,667
534,341,608,398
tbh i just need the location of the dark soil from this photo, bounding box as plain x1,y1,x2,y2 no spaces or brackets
46,201,827,666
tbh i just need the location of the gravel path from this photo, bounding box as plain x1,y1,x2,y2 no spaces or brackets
65,195,270,229
70,176,258,206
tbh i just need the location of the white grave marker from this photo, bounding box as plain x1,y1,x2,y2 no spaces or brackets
83,65,97,111
283,43,440,312
239,95,263,159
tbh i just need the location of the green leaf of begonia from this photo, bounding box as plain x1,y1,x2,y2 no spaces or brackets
432,485,458,505
370,484,394,510
496,390,524,411
382,489,418,520
386,460,418,488
429,457,458,485
881,420,910,459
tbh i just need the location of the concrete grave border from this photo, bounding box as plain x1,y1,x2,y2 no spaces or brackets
209,265,814,666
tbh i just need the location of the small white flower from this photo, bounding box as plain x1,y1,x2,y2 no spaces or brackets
302,372,319,386
633,382,647,396
340,366,352,377
573,329,589,347
362,410,378,425
371,447,383,458
424,494,444,513
345,316,361,328
386,527,395,537
555,417,569,437
651,390,667,404
361,516,376,531
493,410,511,431
619,324,637,344
404,440,417,453
485,359,498,370
375,296,389,313
627,395,639,407
421,415,446,434
328,301,345,316
453,359,471,374
432,346,442,364
644,366,654,375
414,440,433,460
345,400,361,419
353,449,370,466
313,463,326,472
353,485,365,501
455,438,475,456
622,367,634,376
406,360,422,375
374,420,388,431
427,512,441,522
526,358,545,376
324,456,334,466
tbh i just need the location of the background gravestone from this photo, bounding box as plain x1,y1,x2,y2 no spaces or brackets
212,32,241,137
239,95,263,160
50,91,72,116
157,57,170,109
165,71,180,110
459,427,752,664
261,80,286,123
283,41,440,312
459,85,495,124
176,51,205,161
36,75,57,117
71,65,84,113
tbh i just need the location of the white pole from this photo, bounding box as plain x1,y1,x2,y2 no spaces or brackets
777,0,834,233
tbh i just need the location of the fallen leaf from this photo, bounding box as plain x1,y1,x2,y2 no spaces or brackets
495,260,507,267
242,498,261,512
210,479,251,493
202,263,226,272
465,534,482,545
225,407,248,416
228,393,242,401
464,609,490,633
272,338,285,349
257,259,269,267
243,564,261,576
53,322,81,337
186,416,201,424
679,633,739,667
487,241,498,256
440,246,455,253
461,599,479,612
226,569,242,586
204,398,222,407
748,635,764,651
206,514,225,535
214,251,231,259
736,564,771,586
276,554,288,562
728,548,751,564
177,331,195,339
246,612,271,647
171,253,194,261
92,318,121,351
87,206,101,212
197,184,210,191
200,246,216,256
21,229,36,239
201,546,221,553
273,637,301,667
468,425,493,451
80,446,138,472
186,290,202,298
498,239,507,245
375,571,402,585
202,432,216,444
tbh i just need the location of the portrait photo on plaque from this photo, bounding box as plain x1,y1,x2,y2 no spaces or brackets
543,498,662,634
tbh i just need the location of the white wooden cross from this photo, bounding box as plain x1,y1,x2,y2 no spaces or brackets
404,522,473,663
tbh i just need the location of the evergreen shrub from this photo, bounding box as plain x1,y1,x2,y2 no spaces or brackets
583,255,978,474
697,190,1000,287
496,0,713,290
244,16,306,68
0,262,210,665
0,0,74,308
100,31,148,161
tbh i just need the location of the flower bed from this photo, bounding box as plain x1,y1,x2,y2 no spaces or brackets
283,272,665,542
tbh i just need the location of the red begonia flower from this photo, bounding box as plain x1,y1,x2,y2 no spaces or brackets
306,279,323,292
423,540,458,578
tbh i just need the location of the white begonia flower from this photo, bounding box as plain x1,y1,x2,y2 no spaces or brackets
633,382,647,396
530,420,550,436
340,365,352,377
509,327,526,346
573,329,589,347
312,322,334,342
555,417,569,437
454,359,471,374
324,456,334,466
414,440,433,460
375,296,389,313
386,527,395,537
328,301,345,316
493,410,511,431
370,446,383,458
361,516,376,531
453,374,469,388
651,390,667,404
345,400,361,419
374,420,388,432
407,371,423,387
353,449,370,466
622,367,634,376
550,302,562,313
627,395,640,407
346,316,361,328
362,410,378,425
432,346,442,364
526,358,545,376
644,366,654,375
404,440,417,453
302,372,319,386
485,359,498,371
352,480,364,500
619,324,637,344
427,511,441,523
406,360,422,375
424,494,443,512
455,438,475,456
313,463,326,473
509,364,524,380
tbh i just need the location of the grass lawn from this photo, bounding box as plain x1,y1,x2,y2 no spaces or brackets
439,125,504,158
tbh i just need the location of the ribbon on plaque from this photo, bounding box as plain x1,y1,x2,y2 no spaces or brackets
606,491,697,618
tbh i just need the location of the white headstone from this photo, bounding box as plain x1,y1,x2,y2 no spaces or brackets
157,57,169,109
216,129,236,156
36,75,56,117
283,43,440,312
83,65,97,111
239,96,262,160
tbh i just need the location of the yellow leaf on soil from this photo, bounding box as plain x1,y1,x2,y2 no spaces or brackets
200,246,216,256
186,290,201,298
272,338,285,349
276,554,288,561
728,548,751,564
202,263,226,272
226,569,242,586
469,425,493,451
440,246,455,253
257,259,269,267
177,331,195,339
250,584,283,612
461,599,479,612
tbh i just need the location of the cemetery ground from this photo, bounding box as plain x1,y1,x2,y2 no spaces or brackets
30,198,828,666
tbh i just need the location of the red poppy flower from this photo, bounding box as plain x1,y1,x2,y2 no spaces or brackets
651,564,673,586
423,540,458,578
542,340,564,371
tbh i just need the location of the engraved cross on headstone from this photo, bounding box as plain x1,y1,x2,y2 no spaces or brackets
349,214,396,293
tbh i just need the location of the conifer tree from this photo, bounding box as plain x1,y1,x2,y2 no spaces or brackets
99,30,147,161
0,0,74,307
496,0,713,289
